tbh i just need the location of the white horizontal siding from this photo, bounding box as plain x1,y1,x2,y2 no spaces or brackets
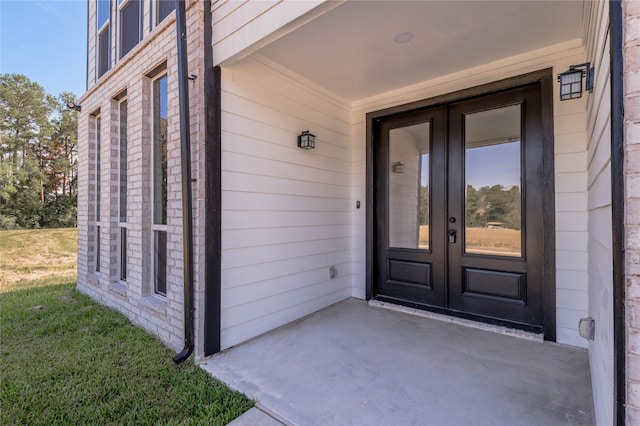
350,119,367,300
220,286,351,349
583,0,614,424
223,237,352,269
220,55,352,350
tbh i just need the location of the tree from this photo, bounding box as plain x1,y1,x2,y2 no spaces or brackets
464,184,521,230
0,74,78,229
419,185,429,225
40,93,78,227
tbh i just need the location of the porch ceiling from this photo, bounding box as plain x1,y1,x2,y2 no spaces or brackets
258,0,584,102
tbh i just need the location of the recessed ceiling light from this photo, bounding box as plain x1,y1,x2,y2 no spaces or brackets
394,32,414,44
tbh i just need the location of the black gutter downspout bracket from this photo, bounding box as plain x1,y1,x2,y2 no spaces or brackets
173,0,195,364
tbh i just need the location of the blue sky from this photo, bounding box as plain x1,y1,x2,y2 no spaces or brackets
419,142,520,189
466,141,521,189
1,0,87,98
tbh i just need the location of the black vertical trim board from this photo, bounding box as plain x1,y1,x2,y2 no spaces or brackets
610,0,626,423
540,73,556,342
203,0,221,356
365,117,375,300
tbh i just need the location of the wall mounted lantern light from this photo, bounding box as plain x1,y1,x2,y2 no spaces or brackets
66,101,81,112
392,161,405,173
298,130,315,150
557,62,594,101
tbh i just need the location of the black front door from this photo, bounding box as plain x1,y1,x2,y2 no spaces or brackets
374,84,545,331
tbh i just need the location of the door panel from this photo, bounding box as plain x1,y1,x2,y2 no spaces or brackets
447,86,543,328
374,84,545,331
375,107,446,307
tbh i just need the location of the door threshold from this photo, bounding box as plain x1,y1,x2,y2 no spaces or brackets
368,299,544,343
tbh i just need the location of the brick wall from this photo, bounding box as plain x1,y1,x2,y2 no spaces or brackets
625,0,640,422
77,0,206,354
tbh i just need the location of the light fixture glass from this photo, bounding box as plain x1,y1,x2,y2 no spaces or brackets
558,69,584,100
557,62,594,101
298,130,315,150
392,161,405,173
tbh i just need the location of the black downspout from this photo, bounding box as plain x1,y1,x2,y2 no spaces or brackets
610,0,626,423
173,0,194,364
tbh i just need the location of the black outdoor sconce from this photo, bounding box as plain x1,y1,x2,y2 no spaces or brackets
297,130,315,150
66,101,81,112
557,62,594,101
392,162,405,173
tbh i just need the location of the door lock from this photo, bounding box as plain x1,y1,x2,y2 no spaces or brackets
448,229,457,243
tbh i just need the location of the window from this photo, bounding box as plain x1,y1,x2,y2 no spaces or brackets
152,74,168,296
119,0,141,58
96,227,101,272
95,115,102,273
118,99,128,281
97,0,111,77
95,116,101,224
156,0,175,25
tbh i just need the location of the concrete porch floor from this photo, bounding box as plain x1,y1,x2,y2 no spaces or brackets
201,298,594,426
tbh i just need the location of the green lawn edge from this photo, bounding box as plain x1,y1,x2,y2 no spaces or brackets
1,281,253,425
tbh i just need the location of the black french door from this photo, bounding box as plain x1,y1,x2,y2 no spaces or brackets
374,84,545,330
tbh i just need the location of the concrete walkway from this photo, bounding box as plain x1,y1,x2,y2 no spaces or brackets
202,298,594,426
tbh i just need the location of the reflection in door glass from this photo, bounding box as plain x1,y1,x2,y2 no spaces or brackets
389,122,430,250
464,105,522,257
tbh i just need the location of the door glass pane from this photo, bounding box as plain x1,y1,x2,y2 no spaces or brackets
464,105,522,257
389,122,430,250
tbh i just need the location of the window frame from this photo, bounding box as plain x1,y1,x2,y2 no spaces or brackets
94,114,103,274
118,0,142,59
151,73,168,297
97,0,111,78
155,0,175,26
117,98,128,283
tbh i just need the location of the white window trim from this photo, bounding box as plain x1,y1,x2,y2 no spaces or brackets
97,0,110,33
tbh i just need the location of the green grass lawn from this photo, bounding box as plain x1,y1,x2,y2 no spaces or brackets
0,228,253,425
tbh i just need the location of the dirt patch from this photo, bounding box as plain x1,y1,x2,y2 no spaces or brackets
59,293,77,304
28,305,46,311
0,229,77,292
0,254,76,286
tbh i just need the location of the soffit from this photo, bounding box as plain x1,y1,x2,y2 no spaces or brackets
258,1,584,102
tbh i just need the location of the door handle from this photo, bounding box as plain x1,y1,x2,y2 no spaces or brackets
448,229,457,243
